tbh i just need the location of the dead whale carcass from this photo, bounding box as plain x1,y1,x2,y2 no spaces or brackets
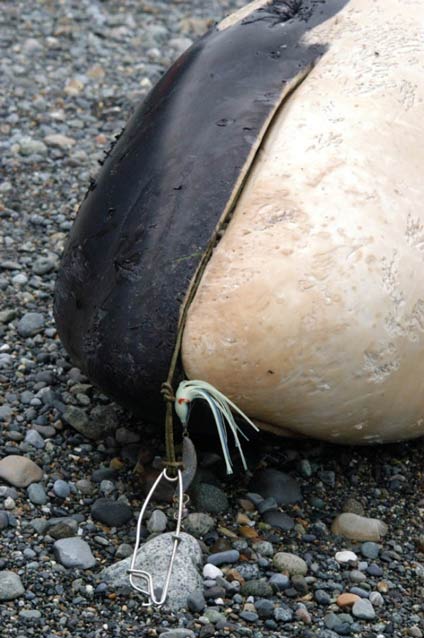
54,0,424,445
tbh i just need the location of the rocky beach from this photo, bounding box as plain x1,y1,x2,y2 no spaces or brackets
0,1,423,637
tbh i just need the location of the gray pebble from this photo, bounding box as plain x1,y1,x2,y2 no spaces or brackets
274,604,293,622
27,482,48,505
147,509,167,533
184,512,215,537
0,571,25,600
207,549,239,566
53,479,71,499
24,429,45,449
53,537,96,569
361,541,380,559
352,598,376,620
187,590,206,613
17,312,45,337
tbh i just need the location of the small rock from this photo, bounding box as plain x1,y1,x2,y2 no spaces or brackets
44,134,76,149
269,573,290,591
160,631,195,638
24,429,45,449
335,550,358,563
262,509,294,530
53,479,71,499
255,598,274,618
0,511,9,529
352,598,376,620
315,589,331,605
207,550,239,566
337,593,361,607
187,590,206,613
27,483,48,505
342,498,365,516
203,563,223,579
253,540,274,557
49,521,78,539
147,509,167,533
184,512,215,537
193,483,229,514
332,513,388,541
274,604,293,623
53,537,96,569
17,313,45,337
0,455,43,487
251,468,302,505
369,591,384,606
273,552,308,576
361,541,381,559
18,137,47,156
101,532,202,610
91,498,132,527
240,579,273,597
0,571,25,600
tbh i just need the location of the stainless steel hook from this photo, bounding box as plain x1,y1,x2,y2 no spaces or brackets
127,467,183,607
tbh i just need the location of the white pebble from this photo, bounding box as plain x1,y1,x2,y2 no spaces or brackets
203,563,223,580
335,550,358,563
4,497,15,510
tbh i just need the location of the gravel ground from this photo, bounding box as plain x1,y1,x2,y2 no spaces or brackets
0,1,424,637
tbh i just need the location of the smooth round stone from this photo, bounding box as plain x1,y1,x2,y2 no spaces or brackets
184,512,215,537
0,455,43,487
335,550,358,563
203,563,223,580
91,498,132,527
350,569,367,583
239,611,258,623
257,497,278,514
160,630,195,638
0,571,25,600
193,484,229,514
352,598,376,620
147,509,167,534
19,609,42,620
367,563,383,577
250,469,302,505
269,573,290,591
16,312,45,337
254,598,274,618
337,593,361,607
53,479,71,499
49,521,77,540
332,513,388,541
27,483,48,505
262,510,294,531
361,542,381,559
315,589,331,605
273,552,308,576
207,550,239,566
187,590,206,613
99,479,115,496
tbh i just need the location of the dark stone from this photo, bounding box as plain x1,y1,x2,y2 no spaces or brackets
262,509,295,530
91,498,132,527
250,469,302,505
192,483,229,514
254,598,274,618
207,550,239,566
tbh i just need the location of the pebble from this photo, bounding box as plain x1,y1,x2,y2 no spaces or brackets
315,589,331,605
44,133,76,149
361,541,381,559
269,573,290,590
91,498,132,527
53,537,96,569
53,479,71,499
274,604,294,622
193,483,229,514
0,455,43,487
262,509,295,530
332,513,388,541
273,552,308,576
254,598,275,618
335,550,358,563
147,509,167,533
352,598,376,620
207,549,239,566
203,563,223,580
337,593,361,607
16,312,45,337
0,571,25,600
240,579,273,597
159,630,195,638
27,482,48,505
251,468,302,505
253,540,274,557
187,590,206,613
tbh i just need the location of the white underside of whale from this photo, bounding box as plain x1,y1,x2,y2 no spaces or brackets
182,0,424,444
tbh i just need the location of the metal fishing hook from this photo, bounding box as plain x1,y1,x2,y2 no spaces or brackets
127,467,183,607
